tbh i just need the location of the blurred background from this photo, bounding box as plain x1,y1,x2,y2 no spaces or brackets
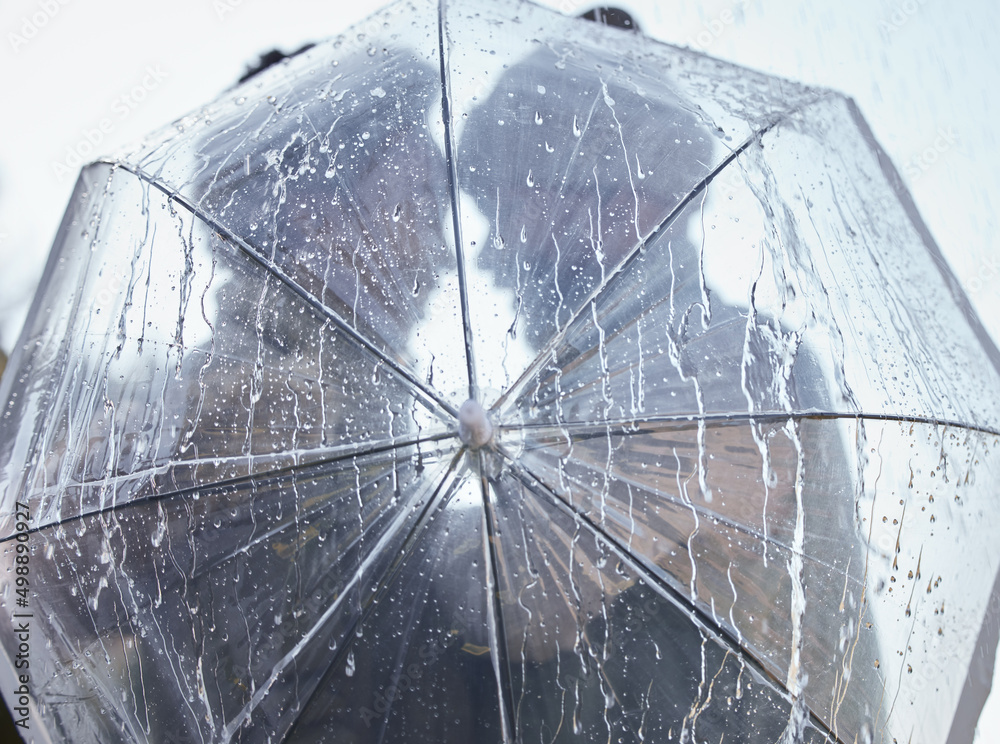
0,0,997,738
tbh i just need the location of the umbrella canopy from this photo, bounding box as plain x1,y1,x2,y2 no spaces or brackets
2,0,1000,742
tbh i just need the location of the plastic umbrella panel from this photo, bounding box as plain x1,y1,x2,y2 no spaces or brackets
1,1,1000,743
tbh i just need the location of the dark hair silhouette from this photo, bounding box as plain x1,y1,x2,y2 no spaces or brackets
580,6,640,31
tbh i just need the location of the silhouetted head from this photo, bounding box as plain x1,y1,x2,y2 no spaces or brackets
238,43,316,84
580,6,640,31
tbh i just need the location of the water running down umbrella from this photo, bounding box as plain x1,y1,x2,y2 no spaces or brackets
1,1,999,742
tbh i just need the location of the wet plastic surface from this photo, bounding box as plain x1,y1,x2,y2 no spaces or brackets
2,1,999,742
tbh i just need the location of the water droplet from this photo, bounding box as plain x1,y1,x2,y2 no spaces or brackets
526,169,534,187
370,86,386,98
519,225,527,243
392,204,402,222
345,650,356,676
534,111,543,125
151,518,166,548
572,115,582,137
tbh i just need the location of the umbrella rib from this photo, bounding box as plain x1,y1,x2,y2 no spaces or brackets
492,436,856,613
437,0,480,401
97,160,461,420
842,98,1000,383
490,96,832,415
476,453,518,744
505,410,1000,439
162,443,460,586
503,457,849,744
1,432,458,543
502,410,999,583
15,430,455,530
277,449,467,743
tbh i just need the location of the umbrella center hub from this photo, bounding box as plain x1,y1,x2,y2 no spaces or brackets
458,399,494,449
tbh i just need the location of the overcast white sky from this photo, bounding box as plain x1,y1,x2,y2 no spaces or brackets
1,0,998,737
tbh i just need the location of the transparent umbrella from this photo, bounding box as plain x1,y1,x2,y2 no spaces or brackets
2,0,1000,742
